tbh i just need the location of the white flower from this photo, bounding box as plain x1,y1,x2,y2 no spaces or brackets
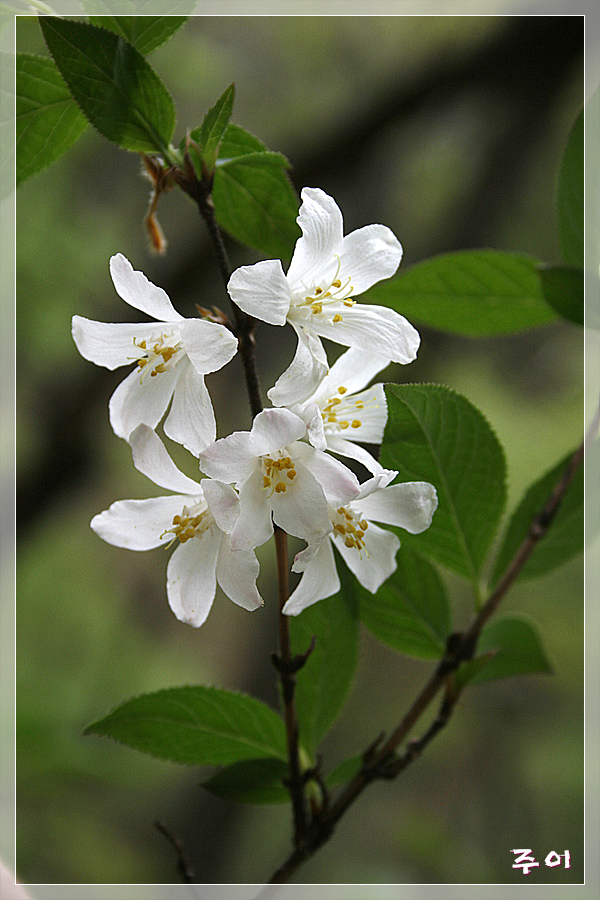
72,254,238,454
228,187,420,406
199,407,361,552
283,475,438,616
90,424,262,628
273,347,391,475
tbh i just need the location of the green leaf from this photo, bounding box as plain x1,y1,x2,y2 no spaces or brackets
16,53,88,186
381,384,507,582
459,615,553,686
217,122,274,159
84,686,287,767
358,547,451,659
39,17,175,155
558,108,584,268
87,15,188,55
202,757,289,805
538,265,584,327
326,754,362,788
453,651,499,693
187,83,235,174
289,566,359,756
491,448,584,586
364,251,557,336
213,124,300,260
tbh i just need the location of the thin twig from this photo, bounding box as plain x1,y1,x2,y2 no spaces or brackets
267,421,591,884
173,160,311,853
273,525,307,842
174,165,263,418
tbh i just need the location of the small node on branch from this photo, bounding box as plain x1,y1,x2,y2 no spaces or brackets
362,731,386,767
271,635,317,677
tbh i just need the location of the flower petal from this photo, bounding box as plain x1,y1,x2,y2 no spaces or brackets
314,347,390,400
283,537,340,615
200,432,258,484
216,540,263,611
353,470,398,498
334,520,400,593
286,188,344,289
294,303,420,366
293,442,360,505
109,365,177,441
249,408,307,456
163,363,216,456
269,464,332,545
230,469,275,550
227,259,290,325
303,403,327,451
166,530,221,627
202,479,240,534
109,254,183,322
72,317,162,370
129,424,202,495
340,382,388,443
325,435,386,475
179,319,238,375
267,326,329,408
91,495,190,550
338,223,402,294
358,481,438,533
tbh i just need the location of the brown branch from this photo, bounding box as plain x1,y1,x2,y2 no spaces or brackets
272,525,308,843
174,163,313,849
173,164,264,419
267,424,590,884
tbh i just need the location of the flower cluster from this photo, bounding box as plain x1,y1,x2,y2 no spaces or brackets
77,188,437,627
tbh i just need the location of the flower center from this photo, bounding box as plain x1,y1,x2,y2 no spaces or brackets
295,256,355,324
331,505,369,553
133,331,183,380
320,386,380,434
261,453,298,496
161,501,213,547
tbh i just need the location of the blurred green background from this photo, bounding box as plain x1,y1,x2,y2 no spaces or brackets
15,13,585,886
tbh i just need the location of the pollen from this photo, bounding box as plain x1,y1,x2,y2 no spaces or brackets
133,332,182,380
262,453,297,497
331,505,369,554
161,503,212,547
351,420,361,428
296,256,354,323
